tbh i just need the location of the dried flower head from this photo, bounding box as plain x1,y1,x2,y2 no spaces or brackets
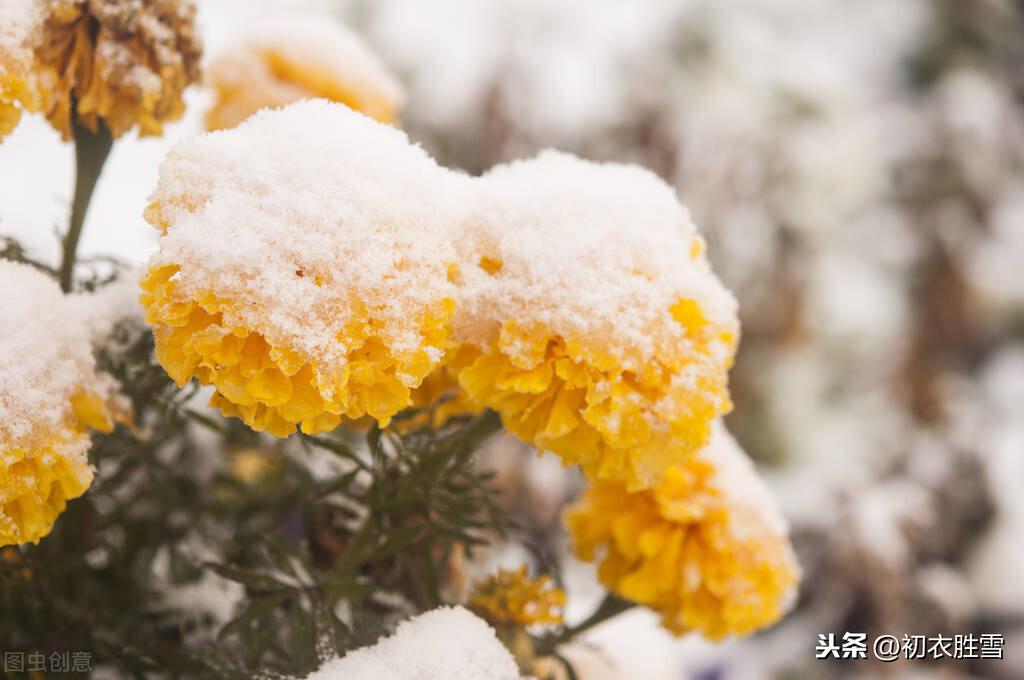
565,423,800,639
470,566,566,628
451,151,739,490
0,262,114,546
141,101,464,436
205,17,402,131
2,0,201,140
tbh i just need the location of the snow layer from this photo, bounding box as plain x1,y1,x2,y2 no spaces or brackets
305,607,518,680
0,262,97,450
456,150,737,366
0,0,41,66
146,100,466,366
70,273,146,346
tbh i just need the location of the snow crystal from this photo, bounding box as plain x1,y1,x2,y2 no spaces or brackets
0,262,98,450
305,607,518,680
146,100,468,365
454,150,737,367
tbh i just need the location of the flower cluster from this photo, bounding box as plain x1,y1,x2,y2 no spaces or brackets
0,0,201,141
470,566,566,628
205,17,403,131
142,104,737,491
565,424,800,639
139,101,797,640
1,1,800,663
0,262,114,546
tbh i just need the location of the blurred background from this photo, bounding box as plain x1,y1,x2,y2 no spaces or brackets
2,1,1023,678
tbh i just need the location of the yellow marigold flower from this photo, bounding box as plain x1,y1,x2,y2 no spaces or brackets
403,362,481,430
565,423,800,640
470,566,566,628
0,2,43,140
0,59,31,139
0,93,23,139
451,151,739,490
205,17,402,131
2,0,201,141
142,101,465,436
0,262,114,546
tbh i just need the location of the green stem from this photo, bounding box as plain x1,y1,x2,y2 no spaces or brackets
537,595,634,654
436,410,503,459
59,118,113,292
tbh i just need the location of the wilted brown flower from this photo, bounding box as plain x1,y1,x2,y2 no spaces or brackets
30,0,201,139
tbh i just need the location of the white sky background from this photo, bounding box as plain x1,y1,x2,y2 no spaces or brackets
0,0,340,267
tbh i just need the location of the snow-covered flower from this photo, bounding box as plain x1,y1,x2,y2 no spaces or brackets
205,17,402,131
470,565,566,627
141,101,463,436
451,151,738,490
0,0,201,140
0,2,40,140
565,423,799,639
0,262,114,546
306,606,519,680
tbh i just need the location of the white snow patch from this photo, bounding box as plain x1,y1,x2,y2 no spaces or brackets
70,273,146,346
305,606,518,680
0,261,99,450
147,100,467,368
0,0,41,68
455,150,737,368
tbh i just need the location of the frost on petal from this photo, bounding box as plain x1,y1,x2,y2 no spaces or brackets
305,607,518,680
